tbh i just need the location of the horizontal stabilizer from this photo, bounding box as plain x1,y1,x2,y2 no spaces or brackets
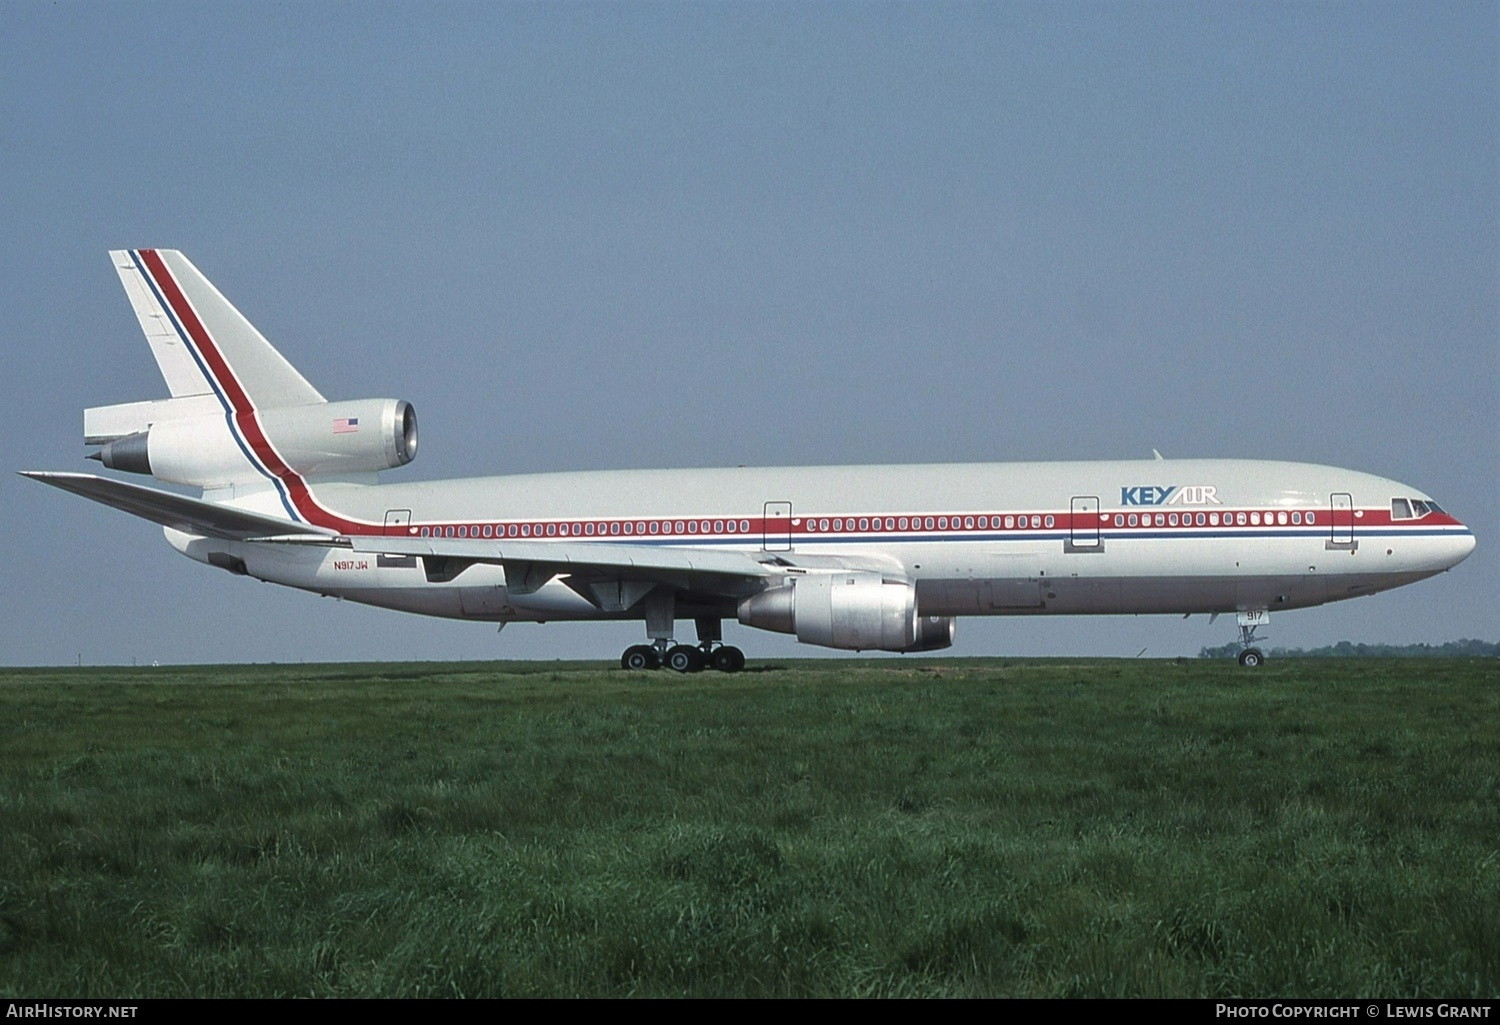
18,472,334,541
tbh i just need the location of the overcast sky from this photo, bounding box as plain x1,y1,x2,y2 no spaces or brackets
3,2,1495,666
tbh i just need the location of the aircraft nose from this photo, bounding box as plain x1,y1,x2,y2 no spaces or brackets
1444,528,1477,569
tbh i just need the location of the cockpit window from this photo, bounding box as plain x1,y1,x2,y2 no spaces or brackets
1392,498,1443,519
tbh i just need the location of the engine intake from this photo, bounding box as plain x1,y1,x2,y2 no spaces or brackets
737,571,955,652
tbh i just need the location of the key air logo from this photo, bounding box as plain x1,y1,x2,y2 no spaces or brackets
1120,485,1223,506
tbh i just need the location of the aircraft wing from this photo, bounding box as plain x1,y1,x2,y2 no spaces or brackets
18,472,335,541
339,535,910,612
343,534,786,605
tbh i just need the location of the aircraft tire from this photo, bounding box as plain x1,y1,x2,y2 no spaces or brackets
621,645,660,671
665,644,705,673
1237,647,1266,668
710,645,746,673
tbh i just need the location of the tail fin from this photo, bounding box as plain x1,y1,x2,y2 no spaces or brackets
81,251,414,514
110,250,324,408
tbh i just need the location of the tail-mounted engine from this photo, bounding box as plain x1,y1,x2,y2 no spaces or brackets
737,571,955,652
88,397,417,487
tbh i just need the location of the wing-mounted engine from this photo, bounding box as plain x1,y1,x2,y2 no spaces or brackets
737,571,955,652
89,396,417,487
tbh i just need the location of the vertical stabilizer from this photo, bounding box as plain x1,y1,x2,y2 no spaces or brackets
111,250,213,397
111,249,325,409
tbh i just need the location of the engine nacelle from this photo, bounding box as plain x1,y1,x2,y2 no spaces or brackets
906,614,957,652
96,398,417,487
737,571,955,652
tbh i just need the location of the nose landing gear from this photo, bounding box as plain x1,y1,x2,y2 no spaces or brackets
1234,610,1268,668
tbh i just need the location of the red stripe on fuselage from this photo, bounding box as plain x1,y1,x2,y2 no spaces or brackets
136,250,370,535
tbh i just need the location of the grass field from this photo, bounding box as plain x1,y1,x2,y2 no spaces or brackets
1,657,1496,997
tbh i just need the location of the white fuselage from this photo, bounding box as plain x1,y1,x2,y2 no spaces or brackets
168,457,1476,628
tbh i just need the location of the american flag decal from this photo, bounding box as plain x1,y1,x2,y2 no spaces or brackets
332,417,360,434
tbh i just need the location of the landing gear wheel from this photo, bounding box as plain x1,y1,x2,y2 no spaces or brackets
710,645,746,673
621,645,660,671
1237,647,1265,668
665,644,705,673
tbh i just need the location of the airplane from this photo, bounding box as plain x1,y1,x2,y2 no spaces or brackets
22,250,1477,671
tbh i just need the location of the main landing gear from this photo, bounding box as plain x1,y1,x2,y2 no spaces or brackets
620,602,746,673
620,641,746,673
